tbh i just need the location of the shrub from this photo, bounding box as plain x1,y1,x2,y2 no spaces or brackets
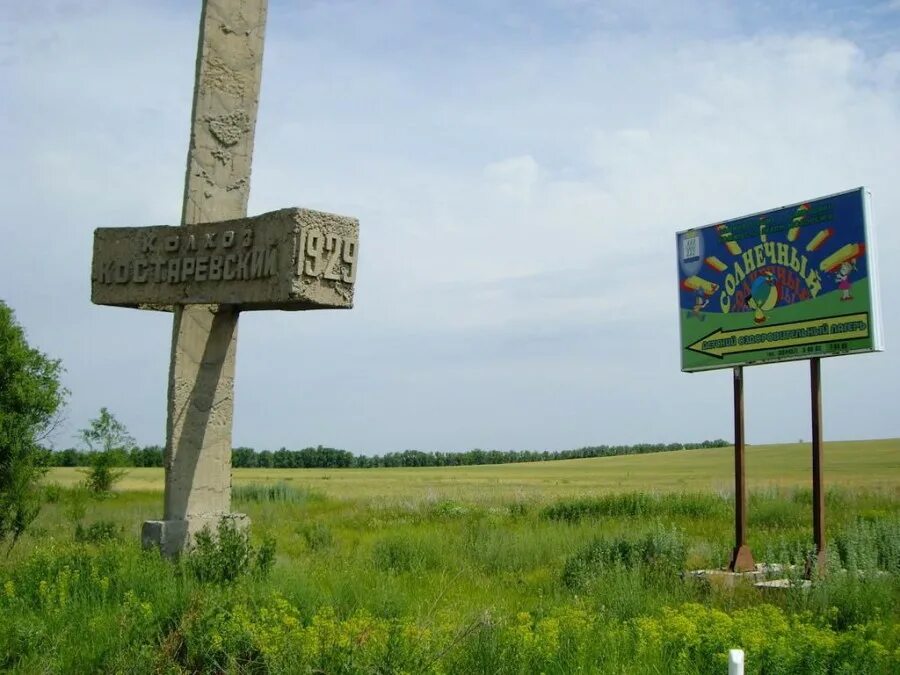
834,517,900,573
4,541,126,610
562,525,687,589
635,602,894,675
81,452,127,495
186,518,276,584
0,301,67,549
760,532,811,567
77,408,134,494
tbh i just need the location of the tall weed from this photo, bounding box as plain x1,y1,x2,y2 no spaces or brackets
186,518,276,584
372,533,439,574
834,517,900,573
562,525,687,589
542,492,728,522
233,482,322,505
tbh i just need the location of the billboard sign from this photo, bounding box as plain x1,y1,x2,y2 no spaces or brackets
677,187,883,372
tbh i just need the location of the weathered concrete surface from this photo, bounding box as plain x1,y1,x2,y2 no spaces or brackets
142,0,268,555
754,578,812,591
142,513,249,558
686,563,788,589
92,208,358,310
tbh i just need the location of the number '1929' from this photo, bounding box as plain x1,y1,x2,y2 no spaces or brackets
297,230,357,283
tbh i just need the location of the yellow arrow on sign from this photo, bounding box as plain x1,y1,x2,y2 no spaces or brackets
687,312,869,359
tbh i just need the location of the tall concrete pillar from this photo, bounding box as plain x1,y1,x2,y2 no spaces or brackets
142,0,268,556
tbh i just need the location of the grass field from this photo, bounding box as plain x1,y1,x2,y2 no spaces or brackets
43,438,900,501
2,439,898,673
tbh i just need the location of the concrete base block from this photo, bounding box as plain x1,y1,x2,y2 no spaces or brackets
141,519,188,557
142,513,250,557
687,563,793,589
754,578,812,591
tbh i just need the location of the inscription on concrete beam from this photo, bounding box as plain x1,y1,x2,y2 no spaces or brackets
92,208,358,311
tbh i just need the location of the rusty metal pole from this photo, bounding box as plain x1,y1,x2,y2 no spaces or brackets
729,366,755,572
810,357,826,576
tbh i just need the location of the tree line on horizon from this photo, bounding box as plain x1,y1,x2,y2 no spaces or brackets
46,439,730,470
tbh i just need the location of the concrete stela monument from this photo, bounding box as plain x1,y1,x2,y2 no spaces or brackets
90,0,358,555
93,208,358,310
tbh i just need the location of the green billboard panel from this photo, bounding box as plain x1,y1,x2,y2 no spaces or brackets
677,187,884,372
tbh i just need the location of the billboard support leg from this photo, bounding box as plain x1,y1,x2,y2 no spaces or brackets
809,357,827,577
729,365,755,572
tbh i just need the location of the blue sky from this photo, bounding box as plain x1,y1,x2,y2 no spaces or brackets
1,0,898,454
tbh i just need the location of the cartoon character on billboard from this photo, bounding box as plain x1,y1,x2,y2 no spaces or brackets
688,290,710,321
746,270,779,324
835,261,855,301
820,242,864,302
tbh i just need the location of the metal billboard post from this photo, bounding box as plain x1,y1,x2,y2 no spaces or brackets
729,365,755,572
677,187,883,575
810,357,826,576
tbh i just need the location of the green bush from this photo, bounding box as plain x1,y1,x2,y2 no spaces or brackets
804,572,899,630
760,532,811,567
77,408,133,494
4,542,128,609
562,525,687,589
834,517,900,573
635,602,895,675
0,301,67,549
186,518,276,584
81,452,127,495
1,485,898,672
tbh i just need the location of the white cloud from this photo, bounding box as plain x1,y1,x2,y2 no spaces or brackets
2,1,898,452
875,0,900,13
483,155,541,200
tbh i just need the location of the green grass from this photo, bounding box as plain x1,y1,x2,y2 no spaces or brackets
43,437,900,500
3,439,898,672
